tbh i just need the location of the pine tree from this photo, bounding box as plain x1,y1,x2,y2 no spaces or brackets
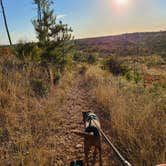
33,0,73,45
32,0,73,88
33,0,55,45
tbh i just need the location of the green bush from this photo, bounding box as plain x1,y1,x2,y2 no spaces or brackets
73,52,85,62
103,57,130,75
53,72,61,85
74,52,97,64
31,79,48,97
125,71,142,83
134,72,142,83
160,51,166,58
87,54,96,64
125,71,133,81
146,55,165,67
14,42,43,62
161,82,166,89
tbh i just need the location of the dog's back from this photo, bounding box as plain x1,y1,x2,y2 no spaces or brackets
72,112,102,165
82,112,102,166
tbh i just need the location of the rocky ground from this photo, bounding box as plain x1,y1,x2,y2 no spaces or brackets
54,75,115,166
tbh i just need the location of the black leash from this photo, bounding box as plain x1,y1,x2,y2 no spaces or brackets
92,119,132,166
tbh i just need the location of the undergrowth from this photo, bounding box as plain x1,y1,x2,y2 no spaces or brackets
0,55,75,165
85,65,166,166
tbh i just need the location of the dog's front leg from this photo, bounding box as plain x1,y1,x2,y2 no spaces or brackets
99,141,103,166
91,146,97,166
84,141,90,166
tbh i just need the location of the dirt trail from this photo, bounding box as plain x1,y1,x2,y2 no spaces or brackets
55,75,114,166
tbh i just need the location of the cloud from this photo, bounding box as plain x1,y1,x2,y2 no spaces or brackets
56,14,66,20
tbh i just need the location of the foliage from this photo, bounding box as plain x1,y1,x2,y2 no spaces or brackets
87,53,97,64
73,51,97,64
14,42,43,62
53,71,61,84
146,55,166,68
31,79,48,97
73,52,85,62
103,56,130,75
161,82,166,89
85,65,166,166
125,71,142,83
160,51,166,58
32,0,55,44
32,0,73,68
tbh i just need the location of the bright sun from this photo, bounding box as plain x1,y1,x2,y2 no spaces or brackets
116,0,128,5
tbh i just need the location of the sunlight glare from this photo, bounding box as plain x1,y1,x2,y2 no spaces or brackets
116,0,129,6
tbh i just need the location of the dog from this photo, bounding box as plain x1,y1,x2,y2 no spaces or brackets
72,112,102,166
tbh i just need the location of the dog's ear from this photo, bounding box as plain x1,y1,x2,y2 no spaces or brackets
82,112,87,122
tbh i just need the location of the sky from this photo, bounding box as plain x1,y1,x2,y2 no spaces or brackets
1,0,166,44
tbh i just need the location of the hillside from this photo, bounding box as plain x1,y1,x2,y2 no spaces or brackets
78,31,166,56
0,30,166,165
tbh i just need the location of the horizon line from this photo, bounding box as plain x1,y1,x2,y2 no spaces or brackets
1,29,166,45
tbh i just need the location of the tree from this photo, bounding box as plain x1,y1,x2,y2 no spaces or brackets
32,0,73,88
33,0,73,45
33,0,55,45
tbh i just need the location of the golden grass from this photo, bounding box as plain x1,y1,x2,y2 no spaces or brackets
0,56,75,165
85,65,166,166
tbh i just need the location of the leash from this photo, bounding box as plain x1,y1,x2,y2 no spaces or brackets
92,119,132,166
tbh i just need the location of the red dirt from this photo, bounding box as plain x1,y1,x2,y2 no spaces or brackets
54,76,114,166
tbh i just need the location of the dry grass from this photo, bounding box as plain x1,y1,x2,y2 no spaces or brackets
85,65,166,166
0,55,75,165
0,52,165,165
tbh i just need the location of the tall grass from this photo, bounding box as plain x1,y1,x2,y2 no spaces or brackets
0,55,75,165
85,65,166,166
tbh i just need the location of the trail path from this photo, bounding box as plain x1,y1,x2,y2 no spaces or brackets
55,75,114,166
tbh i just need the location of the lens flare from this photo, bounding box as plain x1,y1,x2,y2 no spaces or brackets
116,0,129,5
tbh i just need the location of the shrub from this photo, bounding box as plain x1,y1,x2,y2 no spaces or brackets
161,82,166,89
73,52,85,62
87,54,96,64
74,52,97,64
146,55,165,67
53,72,61,85
103,57,130,75
31,79,48,97
125,71,142,83
31,45,43,62
160,51,166,58
15,42,42,62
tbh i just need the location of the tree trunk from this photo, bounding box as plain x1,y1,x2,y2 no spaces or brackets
48,66,54,91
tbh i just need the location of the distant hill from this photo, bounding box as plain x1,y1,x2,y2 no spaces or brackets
77,31,166,56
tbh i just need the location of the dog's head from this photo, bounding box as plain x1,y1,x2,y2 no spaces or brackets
82,111,98,122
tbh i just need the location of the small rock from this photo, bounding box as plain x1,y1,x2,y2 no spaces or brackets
76,144,82,148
